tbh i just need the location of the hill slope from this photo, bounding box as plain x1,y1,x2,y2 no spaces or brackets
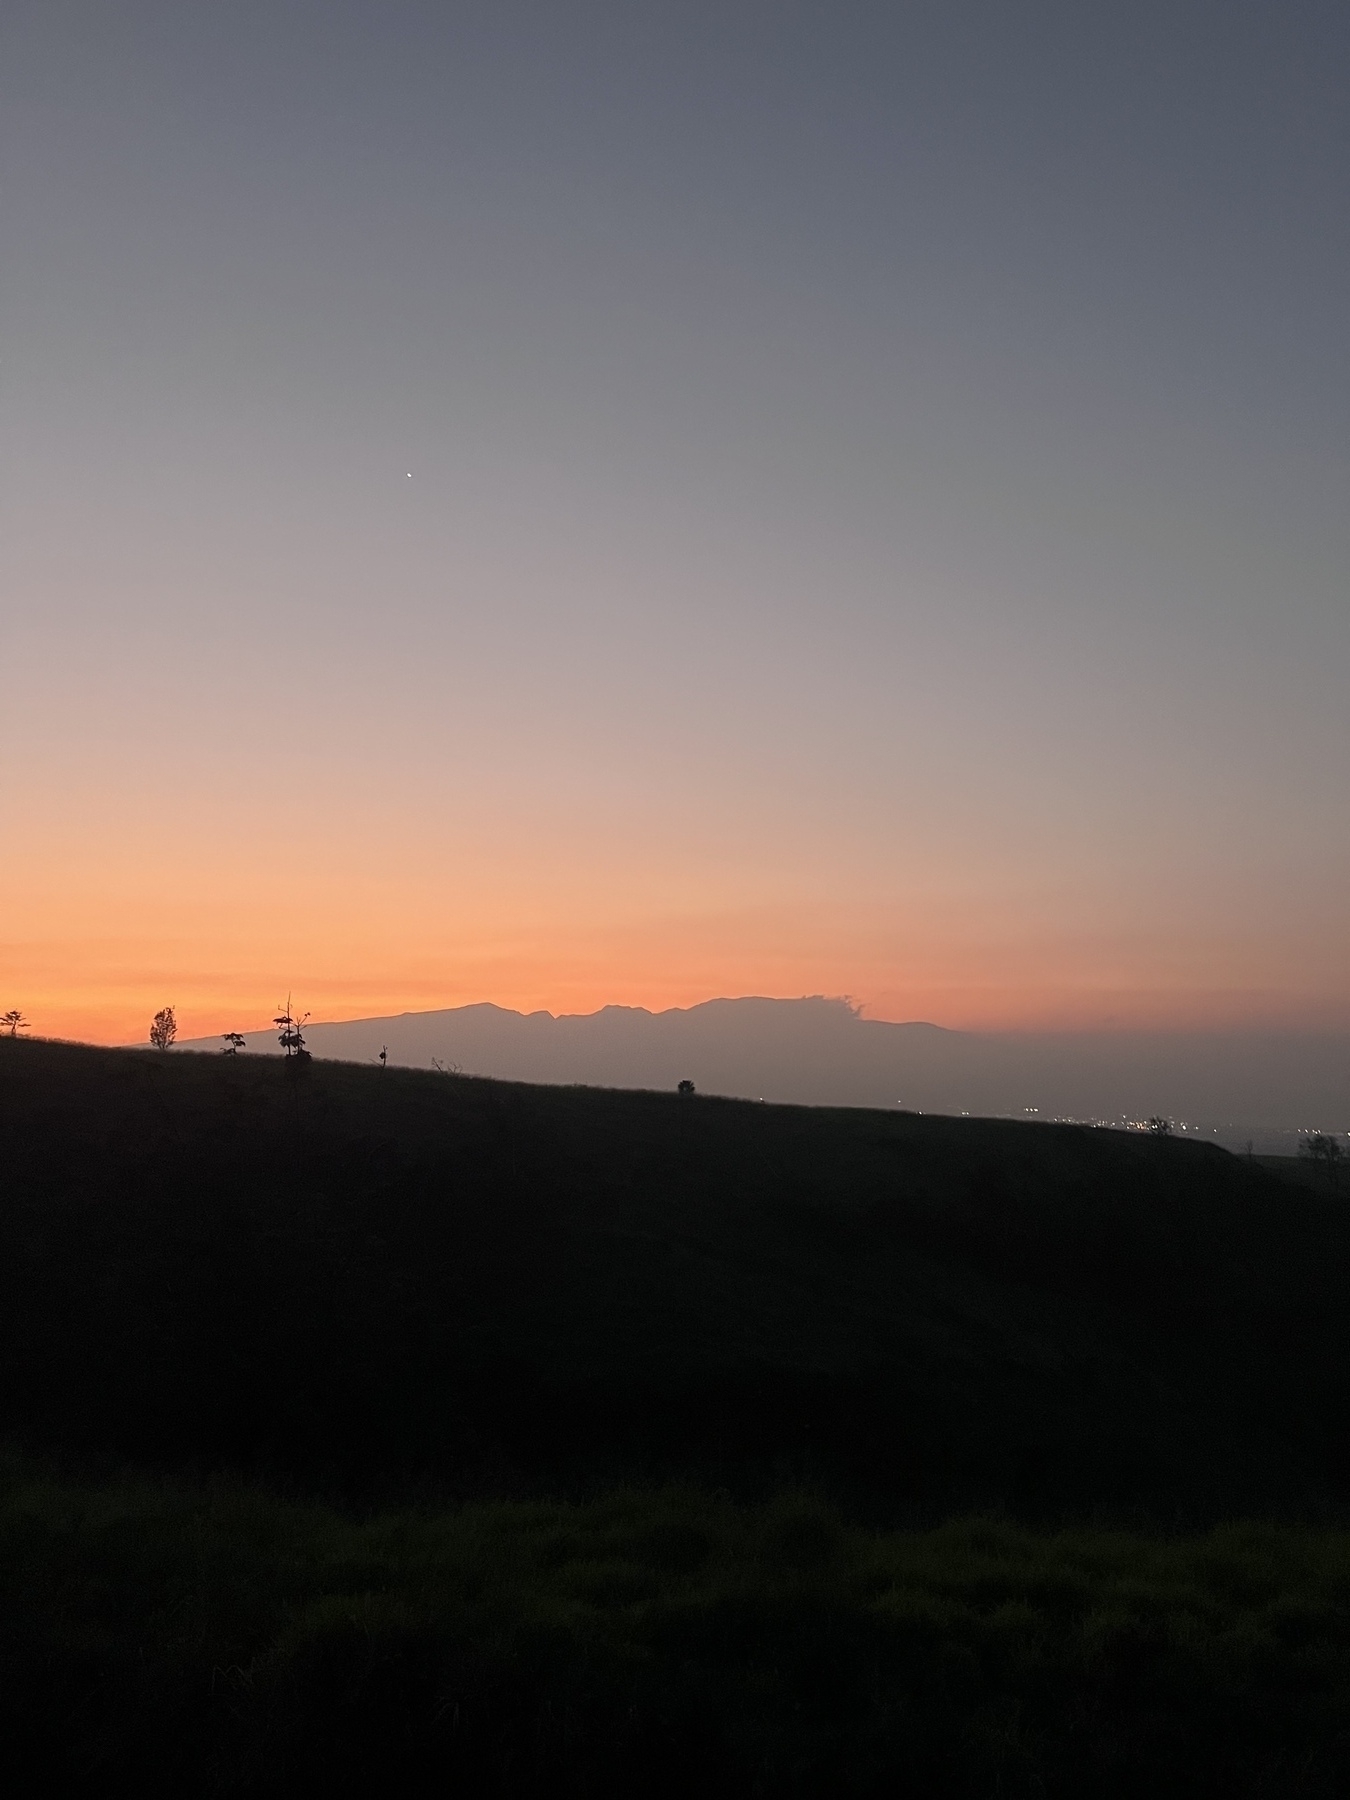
3,1038,1349,1519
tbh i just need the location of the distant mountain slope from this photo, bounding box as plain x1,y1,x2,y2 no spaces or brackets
177,997,1349,1144
193,996,957,1107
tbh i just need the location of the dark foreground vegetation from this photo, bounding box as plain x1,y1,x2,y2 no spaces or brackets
2,1037,1350,1791
7,1458,1350,1795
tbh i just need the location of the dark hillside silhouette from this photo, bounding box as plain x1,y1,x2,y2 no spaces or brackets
3,1036,1350,1519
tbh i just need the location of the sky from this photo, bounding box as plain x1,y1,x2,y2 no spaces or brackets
3,1,1348,1045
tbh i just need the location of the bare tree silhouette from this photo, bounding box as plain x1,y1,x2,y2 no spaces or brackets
273,996,310,1061
222,1032,246,1055
1148,1116,1172,1137
149,1007,177,1051
1,1010,28,1038
379,1045,388,1070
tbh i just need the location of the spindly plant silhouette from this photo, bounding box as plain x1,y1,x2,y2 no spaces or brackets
1,1010,27,1038
149,1008,177,1051
221,1032,246,1056
274,996,310,1061
379,1046,388,1070
1148,1115,1172,1136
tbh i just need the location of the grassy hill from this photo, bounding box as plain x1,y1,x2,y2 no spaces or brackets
3,1036,1349,1517
4,1037,1350,1792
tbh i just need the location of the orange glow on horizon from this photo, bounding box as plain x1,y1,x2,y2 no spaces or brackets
9,899,1346,1049
7,691,1346,1049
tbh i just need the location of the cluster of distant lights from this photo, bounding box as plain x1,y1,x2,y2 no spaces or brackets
908,1105,1220,1131
897,1104,1347,1143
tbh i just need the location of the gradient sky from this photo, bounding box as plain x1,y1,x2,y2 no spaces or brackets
3,1,1348,1044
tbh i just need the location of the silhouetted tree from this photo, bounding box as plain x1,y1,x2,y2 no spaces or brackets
1,1010,27,1038
1300,1133,1343,1191
222,1032,246,1055
1147,1116,1171,1136
678,1079,696,1096
274,996,310,1061
379,1046,388,1070
149,1007,177,1051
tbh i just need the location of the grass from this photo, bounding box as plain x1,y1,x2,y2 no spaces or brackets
5,1037,1350,1788
5,1455,1350,1794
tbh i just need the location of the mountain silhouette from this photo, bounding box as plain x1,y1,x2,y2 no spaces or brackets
176,997,1348,1146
